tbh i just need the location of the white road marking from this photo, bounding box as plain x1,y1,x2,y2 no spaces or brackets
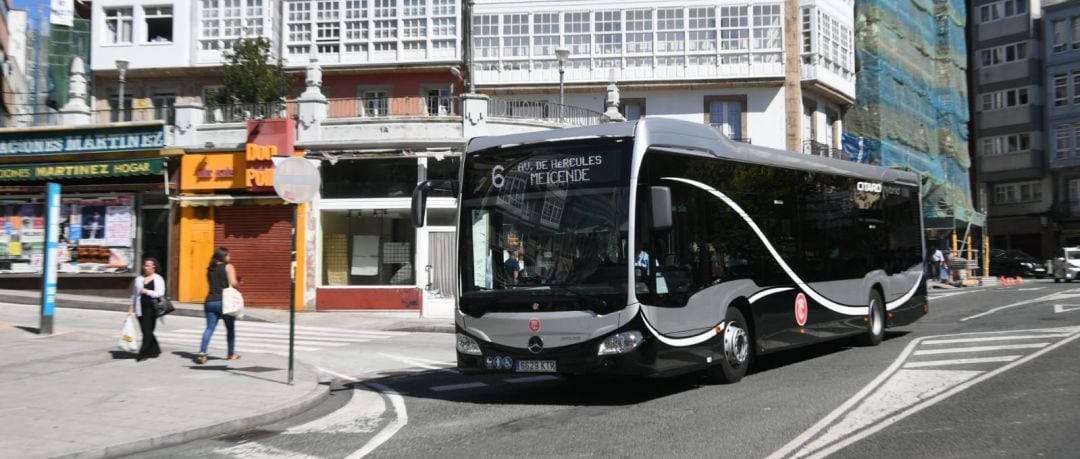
1017,287,1046,291
903,356,1021,368
504,375,560,384
960,290,1080,321
214,441,322,459
768,326,1080,459
380,353,458,374
315,367,360,382
284,387,386,435
927,291,974,299
912,343,1048,355
1054,304,1080,313
347,383,408,459
430,382,488,392
922,333,1073,345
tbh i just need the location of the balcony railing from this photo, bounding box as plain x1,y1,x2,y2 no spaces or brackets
93,107,176,125
488,99,603,127
803,140,850,160
204,102,289,124
325,96,460,119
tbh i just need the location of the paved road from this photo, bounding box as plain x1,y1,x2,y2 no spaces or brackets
126,282,1080,458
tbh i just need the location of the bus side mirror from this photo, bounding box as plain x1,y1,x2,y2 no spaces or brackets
411,180,459,228
650,186,672,231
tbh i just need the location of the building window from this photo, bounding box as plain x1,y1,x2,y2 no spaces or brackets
980,1,1026,24
201,0,264,51
105,8,134,44
564,12,591,55
752,5,781,50
1074,16,1080,50
595,11,623,55
705,97,744,141
657,8,685,53
474,15,499,59
980,88,1029,111
1056,74,1069,107
152,93,176,123
625,10,652,54
994,182,1042,204
981,133,1030,156
533,13,559,57
502,14,528,58
719,6,749,51
980,42,1026,67
1069,180,1080,210
1056,124,1071,160
1053,19,1068,53
144,6,173,43
621,98,646,121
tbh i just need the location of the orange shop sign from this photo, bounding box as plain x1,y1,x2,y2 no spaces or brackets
180,153,246,191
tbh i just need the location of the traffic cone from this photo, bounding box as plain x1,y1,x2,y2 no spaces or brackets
1000,276,1009,286
1015,276,1023,285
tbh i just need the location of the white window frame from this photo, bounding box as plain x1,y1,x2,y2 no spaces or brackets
104,7,134,45
1054,19,1068,53
1055,74,1069,107
994,181,1042,204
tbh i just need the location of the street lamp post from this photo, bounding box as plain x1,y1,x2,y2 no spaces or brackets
115,59,129,122
555,48,569,106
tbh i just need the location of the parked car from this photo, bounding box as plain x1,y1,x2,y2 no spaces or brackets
1052,247,1080,283
989,249,1048,278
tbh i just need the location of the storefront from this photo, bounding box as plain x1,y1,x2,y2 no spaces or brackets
314,152,460,316
0,123,175,296
175,119,309,309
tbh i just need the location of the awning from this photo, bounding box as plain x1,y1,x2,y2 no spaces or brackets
172,195,286,207
0,158,166,182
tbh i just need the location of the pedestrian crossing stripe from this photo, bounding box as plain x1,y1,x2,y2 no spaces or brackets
152,323,410,356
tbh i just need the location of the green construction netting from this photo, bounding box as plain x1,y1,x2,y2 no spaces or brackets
843,0,983,228
46,17,91,110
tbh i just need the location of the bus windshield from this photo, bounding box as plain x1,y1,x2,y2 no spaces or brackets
458,138,633,315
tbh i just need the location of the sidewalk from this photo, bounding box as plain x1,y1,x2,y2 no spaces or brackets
0,289,455,334
0,323,328,459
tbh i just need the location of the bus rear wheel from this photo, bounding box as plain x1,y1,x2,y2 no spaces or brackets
855,290,885,346
707,307,751,384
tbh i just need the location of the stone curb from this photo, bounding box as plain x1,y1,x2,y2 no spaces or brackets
53,364,330,459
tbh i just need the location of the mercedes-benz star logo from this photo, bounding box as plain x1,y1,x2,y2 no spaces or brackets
527,336,544,354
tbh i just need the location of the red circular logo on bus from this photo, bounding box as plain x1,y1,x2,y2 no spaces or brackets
528,318,541,333
795,293,808,326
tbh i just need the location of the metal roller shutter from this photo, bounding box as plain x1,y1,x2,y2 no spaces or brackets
214,205,292,308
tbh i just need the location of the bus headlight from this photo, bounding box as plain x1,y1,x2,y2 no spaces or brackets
598,331,643,356
457,333,482,355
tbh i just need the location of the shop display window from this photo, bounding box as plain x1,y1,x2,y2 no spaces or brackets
0,194,138,274
321,158,419,198
322,209,415,286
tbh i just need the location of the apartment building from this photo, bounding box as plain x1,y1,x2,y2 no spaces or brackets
470,0,856,152
970,0,1050,258
1045,0,1080,248
1,0,30,127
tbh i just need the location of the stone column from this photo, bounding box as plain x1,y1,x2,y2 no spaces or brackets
172,104,205,147
601,77,625,123
59,57,91,126
461,93,489,140
296,56,328,143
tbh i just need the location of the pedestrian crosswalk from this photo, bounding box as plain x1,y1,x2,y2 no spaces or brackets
902,328,1078,370
155,322,410,356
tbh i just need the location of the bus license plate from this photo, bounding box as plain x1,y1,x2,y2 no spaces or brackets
516,360,556,372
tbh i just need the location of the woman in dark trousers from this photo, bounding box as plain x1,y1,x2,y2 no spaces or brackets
128,258,165,362
197,247,241,364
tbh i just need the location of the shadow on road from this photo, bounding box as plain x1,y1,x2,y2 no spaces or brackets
360,331,911,407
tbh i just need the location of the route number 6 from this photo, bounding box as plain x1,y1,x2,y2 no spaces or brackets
492,165,506,189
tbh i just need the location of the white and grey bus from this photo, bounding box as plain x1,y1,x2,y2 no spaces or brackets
412,118,927,383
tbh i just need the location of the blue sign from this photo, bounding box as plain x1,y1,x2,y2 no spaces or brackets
42,183,60,319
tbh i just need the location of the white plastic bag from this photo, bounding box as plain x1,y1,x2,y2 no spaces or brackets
118,316,140,352
222,287,245,319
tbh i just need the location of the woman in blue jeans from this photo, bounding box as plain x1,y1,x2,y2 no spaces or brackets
198,247,241,364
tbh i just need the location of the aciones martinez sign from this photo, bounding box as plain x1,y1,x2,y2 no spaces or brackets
0,124,167,157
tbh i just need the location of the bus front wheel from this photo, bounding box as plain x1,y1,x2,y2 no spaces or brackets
855,290,885,347
707,307,751,384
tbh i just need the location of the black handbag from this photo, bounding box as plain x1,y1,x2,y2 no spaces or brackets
152,296,175,316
